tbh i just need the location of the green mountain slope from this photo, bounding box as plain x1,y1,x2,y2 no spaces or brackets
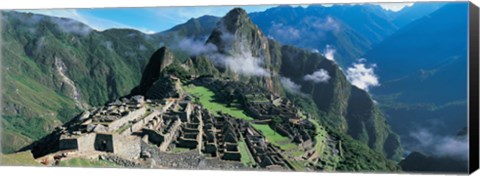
157,15,220,40
0,11,227,153
277,44,402,160
1,11,161,153
133,46,400,171
3,8,402,168
134,8,402,161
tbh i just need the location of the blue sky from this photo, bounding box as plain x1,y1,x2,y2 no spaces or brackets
20,3,413,34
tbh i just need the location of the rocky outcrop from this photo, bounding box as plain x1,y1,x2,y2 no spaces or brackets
205,8,282,94
131,47,175,96
128,8,403,160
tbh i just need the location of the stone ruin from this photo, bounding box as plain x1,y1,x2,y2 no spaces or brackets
32,77,340,171
47,95,171,162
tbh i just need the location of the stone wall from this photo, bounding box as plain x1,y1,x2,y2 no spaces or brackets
142,129,165,145
179,102,193,122
222,151,241,161
94,134,114,152
177,139,198,149
58,138,78,151
113,134,141,160
162,100,175,112
77,133,96,153
108,107,146,132
124,110,161,135
159,119,182,152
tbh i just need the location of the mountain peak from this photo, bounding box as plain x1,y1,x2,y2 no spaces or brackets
131,46,175,96
219,7,255,34
206,7,268,54
204,8,280,93
225,7,249,20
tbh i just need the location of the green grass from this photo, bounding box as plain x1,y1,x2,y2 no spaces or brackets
308,119,341,170
0,151,41,166
309,119,328,155
250,124,296,151
171,147,191,153
0,129,33,154
292,150,305,157
183,85,253,121
59,158,119,167
238,139,255,166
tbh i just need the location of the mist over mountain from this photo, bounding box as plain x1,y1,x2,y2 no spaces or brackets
0,2,469,173
1,6,406,171
399,127,468,173
132,8,403,162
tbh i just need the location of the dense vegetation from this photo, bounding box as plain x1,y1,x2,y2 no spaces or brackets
1,7,406,171
1,11,165,153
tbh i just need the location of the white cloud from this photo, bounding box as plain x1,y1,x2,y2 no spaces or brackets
309,16,340,32
203,48,269,77
205,20,269,77
174,37,218,56
170,21,268,77
322,44,336,61
138,44,147,51
269,22,301,41
346,58,379,91
280,77,304,95
375,2,414,12
18,9,156,34
410,129,468,160
304,69,330,83
54,19,92,36
223,51,268,76
102,41,113,51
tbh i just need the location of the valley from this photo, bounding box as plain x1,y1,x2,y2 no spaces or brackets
0,2,469,173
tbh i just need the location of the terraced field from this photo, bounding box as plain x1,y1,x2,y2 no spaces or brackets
237,138,255,166
183,85,253,121
250,124,296,151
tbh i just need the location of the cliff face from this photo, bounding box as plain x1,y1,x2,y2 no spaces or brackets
131,8,402,160
131,47,175,96
205,8,283,94
3,8,402,162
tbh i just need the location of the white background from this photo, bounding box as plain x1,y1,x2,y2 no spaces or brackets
0,0,478,176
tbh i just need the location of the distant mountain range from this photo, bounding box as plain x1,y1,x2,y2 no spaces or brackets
2,7,406,171
0,2,469,173
248,3,445,68
365,2,468,145
133,8,404,161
